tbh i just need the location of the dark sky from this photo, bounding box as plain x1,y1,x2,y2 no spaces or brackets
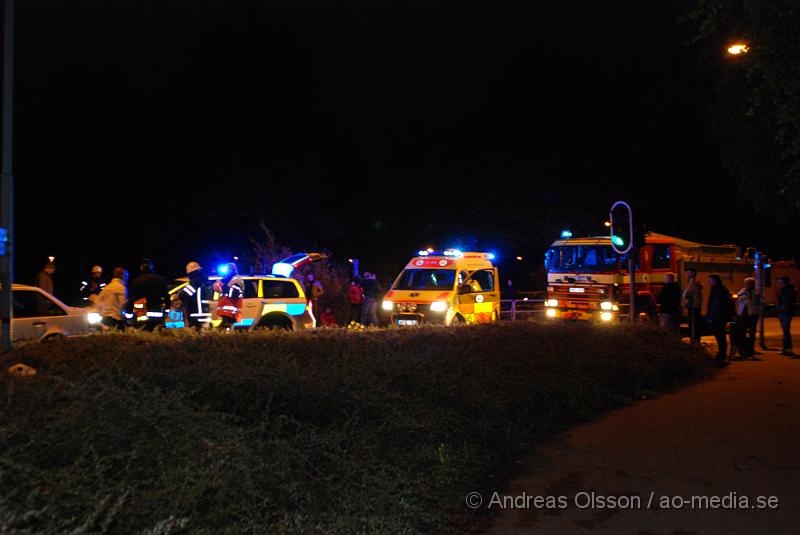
10,1,777,296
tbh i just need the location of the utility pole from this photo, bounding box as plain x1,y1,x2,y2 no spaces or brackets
1,0,14,352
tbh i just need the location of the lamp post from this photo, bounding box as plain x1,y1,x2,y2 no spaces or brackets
1,0,14,352
726,43,750,56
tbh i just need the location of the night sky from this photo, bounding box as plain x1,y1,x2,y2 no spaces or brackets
10,1,789,297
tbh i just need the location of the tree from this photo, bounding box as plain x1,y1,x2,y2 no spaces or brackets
677,0,800,215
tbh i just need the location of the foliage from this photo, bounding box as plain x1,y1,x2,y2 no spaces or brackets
676,0,800,215
248,224,352,325
1,323,710,533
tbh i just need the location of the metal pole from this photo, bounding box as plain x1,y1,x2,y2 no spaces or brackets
1,0,14,352
628,253,636,322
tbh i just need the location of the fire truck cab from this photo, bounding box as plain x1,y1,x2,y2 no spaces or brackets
382,249,500,326
544,232,755,322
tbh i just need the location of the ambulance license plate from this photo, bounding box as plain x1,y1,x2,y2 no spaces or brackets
397,319,419,326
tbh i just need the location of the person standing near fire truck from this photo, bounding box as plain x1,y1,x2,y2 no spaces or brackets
215,263,244,329
736,277,763,358
657,273,681,334
707,274,734,365
777,276,797,356
683,268,704,343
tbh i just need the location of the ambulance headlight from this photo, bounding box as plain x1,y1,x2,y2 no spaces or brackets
546,308,557,318
430,301,448,312
600,312,613,322
546,299,559,307
87,312,102,325
600,301,613,311
382,300,394,311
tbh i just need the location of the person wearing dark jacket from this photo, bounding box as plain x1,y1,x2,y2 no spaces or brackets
127,258,170,331
657,274,681,334
176,261,213,329
707,274,734,365
778,276,797,356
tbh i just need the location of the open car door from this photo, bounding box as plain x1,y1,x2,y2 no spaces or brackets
272,253,328,277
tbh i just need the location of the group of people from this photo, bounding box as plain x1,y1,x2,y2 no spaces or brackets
347,272,382,327
36,258,245,331
657,269,797,364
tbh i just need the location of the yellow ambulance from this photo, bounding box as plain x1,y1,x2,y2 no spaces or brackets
382,249,500,326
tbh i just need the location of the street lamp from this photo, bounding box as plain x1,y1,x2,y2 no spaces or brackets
727,43,749,56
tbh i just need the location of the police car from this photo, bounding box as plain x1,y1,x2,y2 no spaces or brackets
167,274,314,331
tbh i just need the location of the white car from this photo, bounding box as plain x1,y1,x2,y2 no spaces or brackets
12,284,93,341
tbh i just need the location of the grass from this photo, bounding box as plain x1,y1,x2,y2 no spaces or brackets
0,322,710,534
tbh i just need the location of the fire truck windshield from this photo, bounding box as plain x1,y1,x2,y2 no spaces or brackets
546,245,619,273
393,269,456,291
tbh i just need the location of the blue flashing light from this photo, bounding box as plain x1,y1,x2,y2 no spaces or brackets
272,262,294,277
560,230,573,239
765,263,772,269
417,250,429,256
217,263,229,275
287,303,306,316
443,249,463,257
612,235,625,247
486,253,496,260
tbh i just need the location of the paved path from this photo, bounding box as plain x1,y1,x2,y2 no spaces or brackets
486,318,800,534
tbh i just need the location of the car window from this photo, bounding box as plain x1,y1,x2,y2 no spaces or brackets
13,290,66,318
262,280,300,299
652,245,671,269
242,279,259,299
469,270,495,292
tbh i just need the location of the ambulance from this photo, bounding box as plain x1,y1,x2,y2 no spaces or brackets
382,249,500,326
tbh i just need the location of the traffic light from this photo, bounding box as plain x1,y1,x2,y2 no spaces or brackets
609,201,633,254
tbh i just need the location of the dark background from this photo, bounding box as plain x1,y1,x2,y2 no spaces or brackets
10,1,795,300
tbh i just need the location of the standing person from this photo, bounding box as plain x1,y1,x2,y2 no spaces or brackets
360,272,381,326
682,268,703,342
214,263,243,330
127,258,170,331
707,274,734,365
78,265,106,306
176,262,213,329
348,278,365,326
304,273,324,326
736,277,762,359
777,276,797,356
657,273,682,334
96,267,128,330
35,261,56,296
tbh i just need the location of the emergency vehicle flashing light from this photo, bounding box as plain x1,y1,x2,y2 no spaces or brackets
217,263,230,275
561,230,573,239
271,262,295,277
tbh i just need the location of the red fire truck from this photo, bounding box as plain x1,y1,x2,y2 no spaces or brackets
544,231,756,322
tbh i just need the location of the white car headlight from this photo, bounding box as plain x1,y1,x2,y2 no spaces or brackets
546,308,557,318
87,312,102,324
600,312,613,322
600,301,613,311
546,299,559,307
430,301,448,312
382,300,394,311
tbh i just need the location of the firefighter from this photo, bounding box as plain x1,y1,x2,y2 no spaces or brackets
176,262,213,329
127,258,170,331
78,265,106,306
214,263,243,330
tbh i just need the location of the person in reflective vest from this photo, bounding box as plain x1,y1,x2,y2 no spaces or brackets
214,263,243,329
126,258,170,331
177,261,213,329
78,265,106,306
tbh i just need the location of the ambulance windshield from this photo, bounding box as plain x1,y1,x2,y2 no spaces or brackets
546,245,619,273
393,269,456,291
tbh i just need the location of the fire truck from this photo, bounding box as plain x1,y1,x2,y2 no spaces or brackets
544,231,756,322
